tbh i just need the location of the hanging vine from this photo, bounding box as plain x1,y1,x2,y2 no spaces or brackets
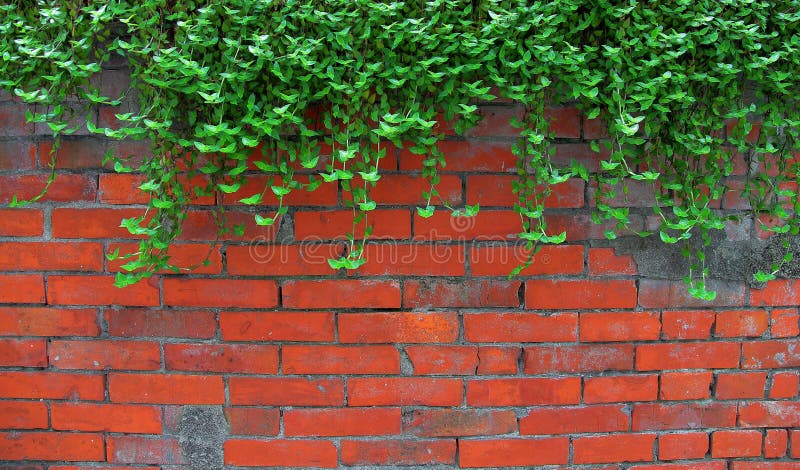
2,0,799,298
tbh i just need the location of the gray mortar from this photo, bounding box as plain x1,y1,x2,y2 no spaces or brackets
176,405,228,470
610,231,800,288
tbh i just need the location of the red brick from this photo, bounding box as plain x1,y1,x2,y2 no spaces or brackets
48,139,150,169
404,279,520,307
97,174,148,204
467,378,580,406
224,407,279,436
414,209,520,241
224,439,337,468
0,209,43,236
227,244,341,276
712,429,762,458
466,175,584,207
407,345,477,375
99,173,213,205
584,375,658,403
220,311,334,341
633,403,737,431
477,346,519,374
50,339,159,370
636,342,740,370
463,106,522,137
580,311,660,341
107,242,223,274
0,242,103,271
660,371,713,400
222,174,338,206
339,312,458,343
633,464,726,470
639,279,745,307
459,438,569,467
357,244,466,276
661,309,715,339
574,433,655,464
51,403,161,433
526,279,637,309
464,312,577,343
520,405,628,435
366,174,462,205
48,275,159,306
0,401,48,429
163,278,276,308
0,141,36,170
588,247,637,275
469,244,584,276
0,174,95,203
403,409,517,437
229,377,344,406
0,371,103,400
770,308,799,337
348,377,462,406
0,274,44,304
659,432,709,460
51,466,150,470
179,210,279,241
107,436,183,465
765,428,788,458
0,307,98,336
738,401,800,428
295,209,411,240
341,439,454,466
283,345,400,374
715,309,769,337
400,140,517,173
284,408,401,436
770,371,799,398
752,279,800,306
0,432,103,461
545,212,640,241
792,430,800,458
524,344,633,374
716,372,767,399
743,340,800,369
545,106,582,137
105,309,215,338
52,208,146,239
164,343,278,374
109,373,224,404
282,279,400,309
0,339,46,367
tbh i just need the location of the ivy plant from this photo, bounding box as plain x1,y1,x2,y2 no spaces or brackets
2,1,799,298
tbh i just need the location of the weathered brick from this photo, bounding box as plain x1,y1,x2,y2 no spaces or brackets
284,408,401,436
224,439,337,468
519,405,628,435
403,409,517,437
339,312,458,343
467,378,580,406
341,439,456,466
283,345,400,374
459,438,569,467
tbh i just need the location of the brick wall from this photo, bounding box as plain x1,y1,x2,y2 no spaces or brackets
1,96,799,469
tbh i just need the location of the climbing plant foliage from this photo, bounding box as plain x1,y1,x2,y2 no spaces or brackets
2,1,800,298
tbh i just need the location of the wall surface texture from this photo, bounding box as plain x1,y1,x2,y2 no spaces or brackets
1,94,800,469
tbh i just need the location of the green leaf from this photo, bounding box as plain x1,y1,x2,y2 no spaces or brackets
417,207,435,218
239,193,263,205
217,183,242,194
255,214,275,226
